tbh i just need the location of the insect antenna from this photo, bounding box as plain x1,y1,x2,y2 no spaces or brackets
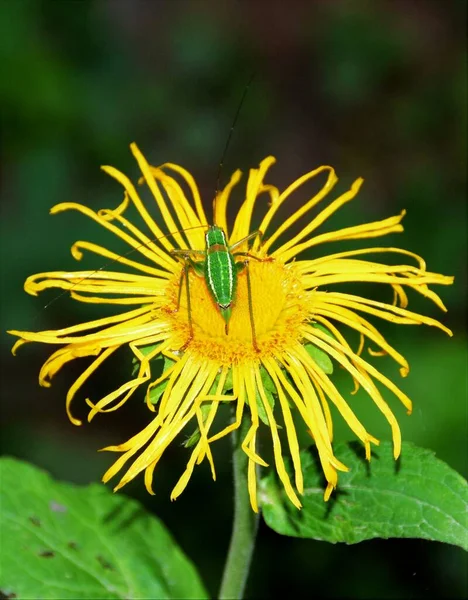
33,74,256,327
214,71,256,207
37,224,207,317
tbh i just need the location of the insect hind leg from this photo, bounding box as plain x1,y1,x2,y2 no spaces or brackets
234,259,260,352
170,251,205,350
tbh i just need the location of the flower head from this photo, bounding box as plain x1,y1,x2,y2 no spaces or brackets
9,144,453,511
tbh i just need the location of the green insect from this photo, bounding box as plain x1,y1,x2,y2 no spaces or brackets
171,225,265,350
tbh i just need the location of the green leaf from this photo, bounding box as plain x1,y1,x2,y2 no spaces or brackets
260,441,468,549
0,458,208,599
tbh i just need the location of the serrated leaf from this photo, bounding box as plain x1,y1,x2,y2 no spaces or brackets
260,441,468,549
0,458,208,599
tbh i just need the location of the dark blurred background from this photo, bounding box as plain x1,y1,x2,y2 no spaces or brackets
1,0,467,598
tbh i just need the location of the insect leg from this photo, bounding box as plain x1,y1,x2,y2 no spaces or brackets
170,248,205,275
176,263,185,311
234,251,273,262
242,260,259,352
171,248,205,257
171,251,205,349
183,260,194,345
229,229,263,253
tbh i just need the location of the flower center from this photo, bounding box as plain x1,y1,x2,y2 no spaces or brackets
164,259,309,363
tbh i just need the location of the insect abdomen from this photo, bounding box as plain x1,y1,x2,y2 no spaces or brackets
205,249,236,307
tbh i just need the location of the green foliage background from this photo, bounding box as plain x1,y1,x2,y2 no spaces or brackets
1,0,466,597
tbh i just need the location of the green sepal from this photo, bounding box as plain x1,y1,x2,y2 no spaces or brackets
184,403,214,448
183,372,231,448
183,364,277,441
131,342,163,376
304,324,334,375
254,387,275,425
260,366,278,396
224,367,234,391
311,322,334,338
130,342,179,406
148,354,177,406
304,342,333,375
242,366,276,426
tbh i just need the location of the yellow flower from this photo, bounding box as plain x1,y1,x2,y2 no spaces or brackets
9,144,453,512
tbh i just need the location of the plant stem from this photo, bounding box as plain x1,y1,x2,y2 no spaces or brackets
219,418,259,599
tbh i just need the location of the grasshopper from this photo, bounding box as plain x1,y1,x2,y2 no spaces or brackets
171,225,266,351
